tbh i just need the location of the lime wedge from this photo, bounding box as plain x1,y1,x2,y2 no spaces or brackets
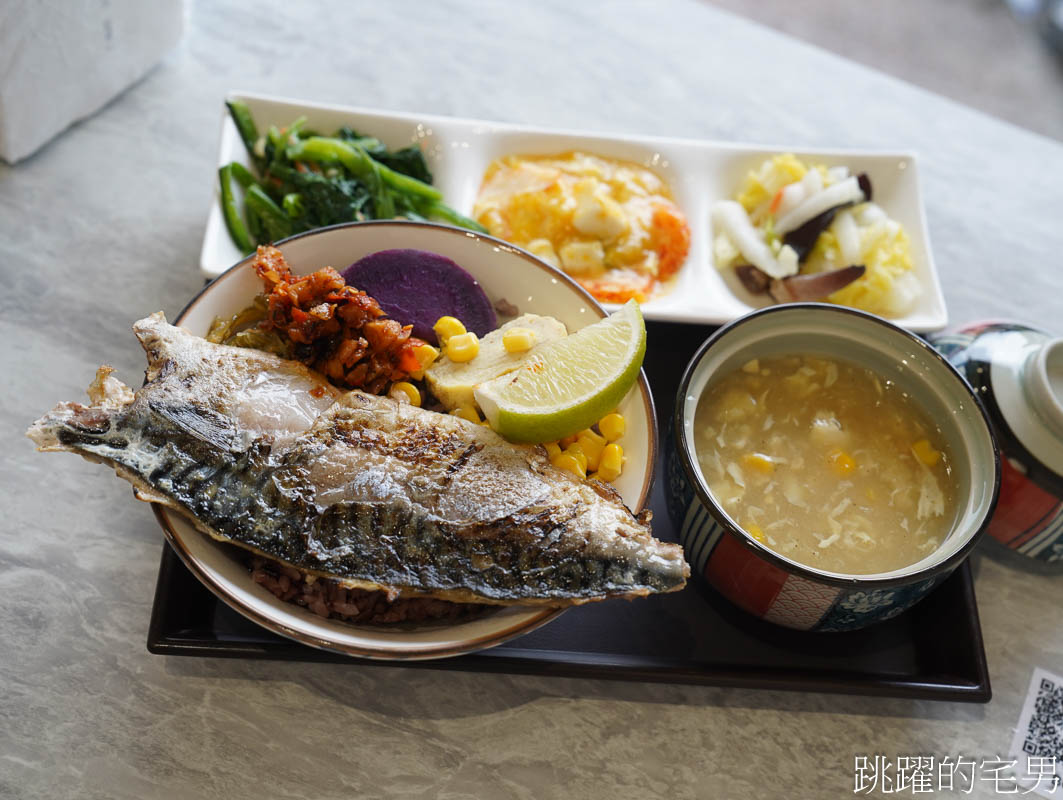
474,299,646,443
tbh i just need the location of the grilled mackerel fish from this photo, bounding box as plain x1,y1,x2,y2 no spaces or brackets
28,313,688,606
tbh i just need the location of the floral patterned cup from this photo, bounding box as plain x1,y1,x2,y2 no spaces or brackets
930,322,1063,571
667,304,1000,632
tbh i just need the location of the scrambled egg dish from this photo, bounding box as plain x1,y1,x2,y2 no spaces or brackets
473,152,690,304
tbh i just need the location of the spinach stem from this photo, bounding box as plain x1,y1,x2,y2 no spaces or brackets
289,137,444,202
245,184,292,242
226,101,263,170
229,161,259,189
218,164,255,254
426,201,489,233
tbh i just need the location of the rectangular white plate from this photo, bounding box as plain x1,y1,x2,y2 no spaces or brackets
201,91,948,332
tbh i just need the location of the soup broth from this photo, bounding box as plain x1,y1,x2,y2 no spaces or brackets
693,354,958,575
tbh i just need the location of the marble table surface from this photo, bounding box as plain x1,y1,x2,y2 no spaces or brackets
3,1,1062,797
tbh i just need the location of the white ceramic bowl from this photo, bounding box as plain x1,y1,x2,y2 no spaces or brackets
161,220,657,659
200,91,947,332
667,304,998,631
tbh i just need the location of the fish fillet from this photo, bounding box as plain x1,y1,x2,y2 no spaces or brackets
28,313,688,606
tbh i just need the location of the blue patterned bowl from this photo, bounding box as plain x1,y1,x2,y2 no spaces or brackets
930,321,1063,571
667,304,1000,632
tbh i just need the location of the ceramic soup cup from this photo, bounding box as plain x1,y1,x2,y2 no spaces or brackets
667,303,999,632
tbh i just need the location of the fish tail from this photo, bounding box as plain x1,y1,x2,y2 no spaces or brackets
27,366,134,453
26,401,127,454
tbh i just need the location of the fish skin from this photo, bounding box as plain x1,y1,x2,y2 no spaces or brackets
28,313,688,606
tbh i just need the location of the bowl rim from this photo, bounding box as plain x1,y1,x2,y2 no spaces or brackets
673,301,1000,589
158,219,659,660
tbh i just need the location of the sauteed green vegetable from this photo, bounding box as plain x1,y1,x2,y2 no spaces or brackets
218,100,485,253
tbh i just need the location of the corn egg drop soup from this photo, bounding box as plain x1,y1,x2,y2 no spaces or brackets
693,354,958,575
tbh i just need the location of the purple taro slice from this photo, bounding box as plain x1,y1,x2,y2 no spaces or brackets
341,249,497,345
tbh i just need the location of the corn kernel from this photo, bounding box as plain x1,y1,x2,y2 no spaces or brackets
544,441,562,459
596,462,622,482
433,316,466,345
742,452,775,475
578,428,606,448
450,404,481,424
576,431,606,471
564,444,589,472
503,327,537,353
745,523,767,544
597,413,626,442
409,343,440,379
445,332,479,362
912,439,941,467
559,434,578,448
389,381,421,407
552,453,586,479
827,448,856,476
600,443,624,476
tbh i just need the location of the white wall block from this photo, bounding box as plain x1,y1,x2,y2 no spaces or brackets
0,0,184,163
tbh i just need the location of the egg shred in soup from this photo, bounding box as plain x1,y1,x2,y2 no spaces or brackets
473,152,690,304
693,354,957,575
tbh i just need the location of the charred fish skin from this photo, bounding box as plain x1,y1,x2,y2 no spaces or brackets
37,395,685,603
28,314,688,606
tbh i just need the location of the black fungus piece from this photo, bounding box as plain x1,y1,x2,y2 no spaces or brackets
857,172,872,202
768,265,866,303
783,206,842,262
782,172,873,262
735,264,771,294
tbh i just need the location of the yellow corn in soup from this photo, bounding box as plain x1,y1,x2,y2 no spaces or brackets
693,355,957,575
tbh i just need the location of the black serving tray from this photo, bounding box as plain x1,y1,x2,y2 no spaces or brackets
147,321,992,702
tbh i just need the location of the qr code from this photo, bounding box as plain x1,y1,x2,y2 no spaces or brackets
1024,677,1063,758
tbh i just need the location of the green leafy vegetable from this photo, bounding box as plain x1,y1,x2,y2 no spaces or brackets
225,101,263,170
245,184,292,242
219,164,255,254
376,145,433,184
218,100,486,250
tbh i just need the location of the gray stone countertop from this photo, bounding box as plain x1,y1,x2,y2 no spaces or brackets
2,1,1061,797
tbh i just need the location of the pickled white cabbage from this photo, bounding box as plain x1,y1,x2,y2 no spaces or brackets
716,154,921,318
